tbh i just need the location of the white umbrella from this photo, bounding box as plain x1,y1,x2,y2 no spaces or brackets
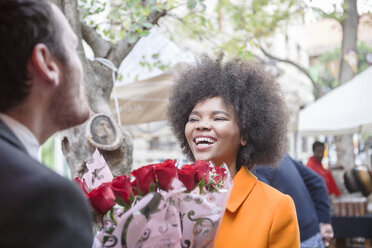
298,66,372,135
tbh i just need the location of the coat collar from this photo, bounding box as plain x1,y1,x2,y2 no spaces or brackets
226,166,257,213
0,118,28,153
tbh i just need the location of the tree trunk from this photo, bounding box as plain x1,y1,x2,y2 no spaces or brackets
338,0,359,85
61,60,133,177
52,0,134,177
333,134,354,194
335,0,359,178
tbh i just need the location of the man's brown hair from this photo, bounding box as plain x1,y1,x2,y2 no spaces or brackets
0,0,66,112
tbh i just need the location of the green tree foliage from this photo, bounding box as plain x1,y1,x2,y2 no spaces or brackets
41,136,55,170
220,0,304,57
309,42,372,95
79,0,169,42
152,0,305,60
77,0,369,93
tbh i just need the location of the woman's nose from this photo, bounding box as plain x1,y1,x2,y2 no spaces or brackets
196,119,212,130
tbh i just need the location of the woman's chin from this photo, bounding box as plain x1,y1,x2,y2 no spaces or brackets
194,155,214,163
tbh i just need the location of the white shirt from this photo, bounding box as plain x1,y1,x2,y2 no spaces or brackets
0,113,40,161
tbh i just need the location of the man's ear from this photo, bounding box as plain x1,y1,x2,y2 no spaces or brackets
29,44,59,86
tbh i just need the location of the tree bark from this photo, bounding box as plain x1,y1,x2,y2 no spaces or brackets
51,0,167,177
60,59,134,178
334,0,359,174
338,0,359,85
48,0,127,177
81,23,111,58
259,45,322,98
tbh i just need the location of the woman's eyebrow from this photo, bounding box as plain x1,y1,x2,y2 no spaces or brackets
189,111,199,116
212,111,230,117
189,110,231,117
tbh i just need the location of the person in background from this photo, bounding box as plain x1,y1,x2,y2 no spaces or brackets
0,0,92,247
307,141,341,197
168,55,300,247
254,154,334,247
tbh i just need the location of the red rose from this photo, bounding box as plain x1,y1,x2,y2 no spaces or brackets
131,164,156,195
74,177,89,196
87,183,116,215
194,161,211,183
154,159,177,191
111,175,131,205
178,164,196,191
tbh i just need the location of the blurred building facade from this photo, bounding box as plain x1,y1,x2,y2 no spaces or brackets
44,2,372,173
298,13,372,164
116,9,315,168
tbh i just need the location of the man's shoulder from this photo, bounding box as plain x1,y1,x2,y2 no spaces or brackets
0,135,90,221
0,135,38,170
253,166,276,183
0,136,48,179
254,179,293,204
0,135,81,199
0,137,93,248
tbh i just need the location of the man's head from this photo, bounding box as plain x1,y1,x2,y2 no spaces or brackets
312,141,325,162
0,0,65,111
0,0,89,141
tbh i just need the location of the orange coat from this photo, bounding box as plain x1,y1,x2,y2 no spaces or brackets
214,167,300,248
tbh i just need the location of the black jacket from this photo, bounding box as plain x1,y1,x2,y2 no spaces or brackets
0,119,93,248
253,154,331,242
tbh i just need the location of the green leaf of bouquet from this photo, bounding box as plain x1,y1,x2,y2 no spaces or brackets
129,193,135,204
131,186,144,196
116,195,126,207
149,182,157,192
198,177,207,193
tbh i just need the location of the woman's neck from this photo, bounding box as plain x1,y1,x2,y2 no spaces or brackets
220,160,237,178
228,165,237,178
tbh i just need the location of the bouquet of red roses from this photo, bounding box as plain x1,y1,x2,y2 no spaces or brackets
75,150,232,248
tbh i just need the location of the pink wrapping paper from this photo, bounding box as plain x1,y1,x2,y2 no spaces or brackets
85,152,232,248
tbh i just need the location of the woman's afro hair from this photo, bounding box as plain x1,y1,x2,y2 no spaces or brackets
167,55,288,170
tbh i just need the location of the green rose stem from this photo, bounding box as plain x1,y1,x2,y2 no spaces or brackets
92,212,105,233
110,208,118,226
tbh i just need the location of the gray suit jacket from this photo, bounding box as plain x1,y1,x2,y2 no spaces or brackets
0,119,93,248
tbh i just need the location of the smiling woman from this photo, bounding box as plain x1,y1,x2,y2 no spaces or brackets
167,54,300,247
185,97,243,177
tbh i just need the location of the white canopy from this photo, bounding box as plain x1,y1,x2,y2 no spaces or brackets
109,27,194,126
110,63,188,125
298,66,372,136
